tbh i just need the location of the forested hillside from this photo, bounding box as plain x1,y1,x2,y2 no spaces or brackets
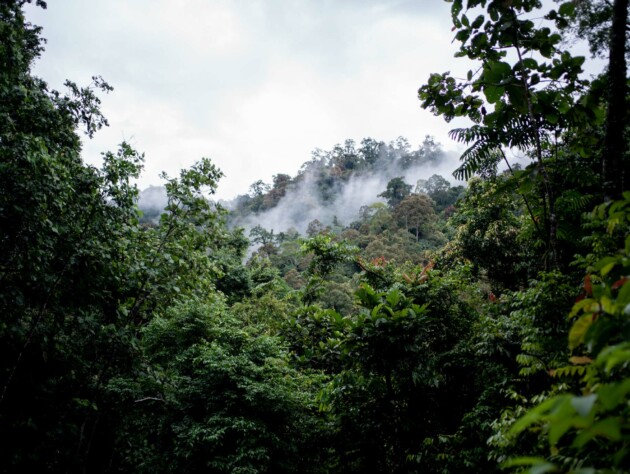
1,1,628,473
226,135,461,232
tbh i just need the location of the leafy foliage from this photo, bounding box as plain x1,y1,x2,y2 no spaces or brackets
507,193,630,473
111,298,328,474
1,1,628,473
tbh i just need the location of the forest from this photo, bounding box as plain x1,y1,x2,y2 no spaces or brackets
1,0,628,472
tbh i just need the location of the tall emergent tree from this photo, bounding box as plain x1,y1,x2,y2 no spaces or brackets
379,177,412,208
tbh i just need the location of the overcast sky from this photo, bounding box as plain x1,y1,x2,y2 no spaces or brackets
25,1,481,199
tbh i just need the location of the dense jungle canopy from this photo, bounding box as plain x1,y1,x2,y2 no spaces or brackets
1,0,629,472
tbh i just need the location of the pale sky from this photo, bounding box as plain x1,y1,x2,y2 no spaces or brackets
24,2,485,199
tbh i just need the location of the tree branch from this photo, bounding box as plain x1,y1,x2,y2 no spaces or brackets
134,396,165,404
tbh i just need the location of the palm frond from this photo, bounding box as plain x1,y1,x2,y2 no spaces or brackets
450,116,539,181
555,190,595,214
453,141,502,181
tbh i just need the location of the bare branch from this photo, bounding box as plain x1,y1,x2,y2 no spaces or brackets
134,396,165,404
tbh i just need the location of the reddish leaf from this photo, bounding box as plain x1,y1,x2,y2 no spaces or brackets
584,274,593,296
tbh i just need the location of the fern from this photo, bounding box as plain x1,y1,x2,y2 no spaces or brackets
555,190,595,214
454,142,503,180
449,115,538,181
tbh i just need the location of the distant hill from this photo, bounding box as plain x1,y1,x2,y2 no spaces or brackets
135,136,465,244
226,135,462,235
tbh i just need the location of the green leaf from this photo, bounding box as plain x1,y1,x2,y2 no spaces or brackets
484,61,512,83
386,289,401,308
502,456,550,468
558,2,575,17
456,29,471,43
503,458,559,473
522,58,538,70
510,397,559,436
573,418,622,448
549,417,575,446
616,279,630,305
451,0,463,20
557,99,571,114
471,32,489,49
597,344,630,374
471,14,484,29
569,314,594,349
570,298,596,318
600,261,616,276
484,85,504,103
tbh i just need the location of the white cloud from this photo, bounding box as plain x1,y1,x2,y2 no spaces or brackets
25,0,467,199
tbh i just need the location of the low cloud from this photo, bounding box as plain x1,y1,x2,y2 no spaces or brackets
228,140,462,236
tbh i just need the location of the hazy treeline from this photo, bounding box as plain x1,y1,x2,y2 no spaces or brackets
227,136,461,234
1,1,629,473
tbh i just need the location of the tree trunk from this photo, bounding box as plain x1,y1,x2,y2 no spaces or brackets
603,0,628,200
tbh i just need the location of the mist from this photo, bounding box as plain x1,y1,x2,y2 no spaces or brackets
135,137,465,237
227,138,463,237
137,185,168,223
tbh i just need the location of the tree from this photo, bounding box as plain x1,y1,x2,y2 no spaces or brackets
306,218,327,237
418,0,597,267
250,224,275,246
362,229,428,264
507,193,630,473
308,263,495,473
602,0,628,199
0,3,232,470
378,177,412,208
262,173,292,208
362,202,394,235
249,179,270,197
112,298,330,474
359,137,384,166
562,0,630,60
449,177,532,291
400,136,444,169
0,2,129,468
393,194,437,241
418,174,451,196
416,174,466,213
329,139,362,177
